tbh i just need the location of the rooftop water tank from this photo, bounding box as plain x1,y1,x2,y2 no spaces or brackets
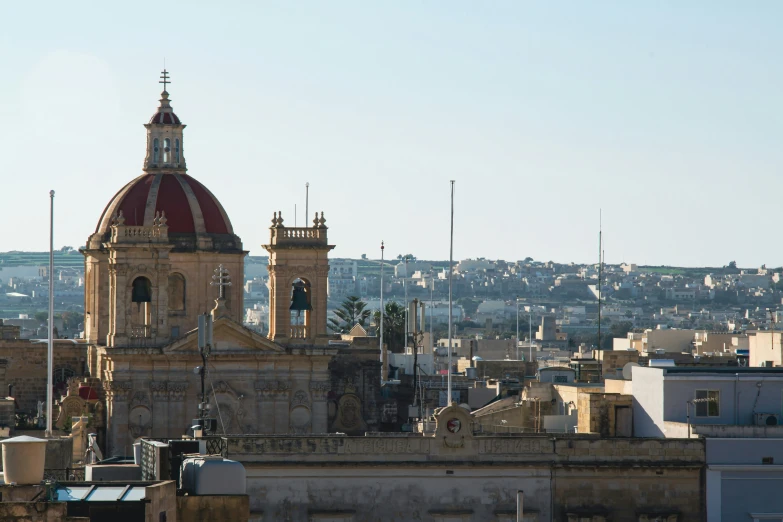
180,456,246,495
1,435,47,484
465,367,478,379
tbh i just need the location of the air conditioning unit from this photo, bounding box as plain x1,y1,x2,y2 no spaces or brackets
755,413,781,426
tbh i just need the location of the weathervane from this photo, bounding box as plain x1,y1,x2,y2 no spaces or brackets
211,264,232,300
159,69,171,91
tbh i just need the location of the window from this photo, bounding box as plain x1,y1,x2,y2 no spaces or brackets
175,139,180,163
163,138,170,162
694,390,719,417
153,138,159,163
167,273,186,311
554,375,568,383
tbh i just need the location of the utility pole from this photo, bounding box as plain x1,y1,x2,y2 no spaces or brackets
379,242,385,382
597,209,603,351
45,190,55,437
404,256,409,352
516,297,520,360
447,180,455,404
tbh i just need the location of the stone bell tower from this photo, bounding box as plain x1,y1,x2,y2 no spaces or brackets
264,211,334,344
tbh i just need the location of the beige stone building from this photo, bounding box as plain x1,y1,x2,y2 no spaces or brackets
70,75,374,456
228,404,704,521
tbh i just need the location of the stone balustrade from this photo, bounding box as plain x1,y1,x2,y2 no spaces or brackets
289,325,308,339
269,227,327,246
109,225,168,244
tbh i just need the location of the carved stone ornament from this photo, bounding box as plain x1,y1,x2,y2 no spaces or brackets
129,391,151,410
167,382,189,401
103,381,133,401
291,389,310,408
149,381,168,400
315,266,331,278
309,381,331,399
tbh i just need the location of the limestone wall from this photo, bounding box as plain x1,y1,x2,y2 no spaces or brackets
229,434,704,521
178,494,250,522
0,340,85,412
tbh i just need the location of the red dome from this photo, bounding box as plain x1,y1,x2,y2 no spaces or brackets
96,173,234,236
149,111,181,125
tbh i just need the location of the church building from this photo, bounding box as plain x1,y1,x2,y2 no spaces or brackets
77,72,379,456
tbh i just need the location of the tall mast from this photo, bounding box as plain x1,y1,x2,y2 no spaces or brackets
597,210,602,351
447,181,455,404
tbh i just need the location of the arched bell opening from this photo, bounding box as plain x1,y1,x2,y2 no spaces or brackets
290,278,312,339
131,276,152,337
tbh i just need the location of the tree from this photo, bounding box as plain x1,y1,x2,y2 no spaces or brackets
34,311,48,324
328,296,371,333
457,297,481,318
60,311,84,331
373,302,406,353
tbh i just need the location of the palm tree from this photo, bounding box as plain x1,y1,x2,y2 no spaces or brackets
328,296,371,333
372,301,406,353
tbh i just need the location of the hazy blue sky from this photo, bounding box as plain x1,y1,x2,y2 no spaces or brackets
1,2,780,267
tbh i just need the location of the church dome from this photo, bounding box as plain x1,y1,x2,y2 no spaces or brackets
149,110,181,125
87,71,243,254
96,173,234,236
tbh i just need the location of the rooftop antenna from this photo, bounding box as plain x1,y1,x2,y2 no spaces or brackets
597,209,602,352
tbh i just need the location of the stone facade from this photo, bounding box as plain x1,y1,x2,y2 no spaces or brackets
224,405,705,521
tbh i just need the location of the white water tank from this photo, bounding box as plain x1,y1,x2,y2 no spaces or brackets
180,456,246,495
1,435,47,484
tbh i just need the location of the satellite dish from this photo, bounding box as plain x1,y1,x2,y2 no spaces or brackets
622,362,640,380
459,403,471,411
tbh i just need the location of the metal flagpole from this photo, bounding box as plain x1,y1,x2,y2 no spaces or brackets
404,256,408,352
46,190,55,437
516,298,520,360
447,181,455,404
379,242,385,382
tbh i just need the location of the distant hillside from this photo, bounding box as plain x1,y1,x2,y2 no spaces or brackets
0,250,84,268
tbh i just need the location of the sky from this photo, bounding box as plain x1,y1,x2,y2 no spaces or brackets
0,2,781,267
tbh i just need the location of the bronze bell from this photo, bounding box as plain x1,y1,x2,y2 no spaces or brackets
290,280,312,311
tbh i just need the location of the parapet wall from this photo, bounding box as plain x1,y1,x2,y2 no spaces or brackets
226,433,704,466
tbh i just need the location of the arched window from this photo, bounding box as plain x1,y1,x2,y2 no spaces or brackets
168,273,186,311
163,138,170,162
131,276,152,333
132,277,152,303
175,139,180,163
153,138,160,163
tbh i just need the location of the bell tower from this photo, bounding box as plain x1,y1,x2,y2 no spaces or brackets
264,211,334,343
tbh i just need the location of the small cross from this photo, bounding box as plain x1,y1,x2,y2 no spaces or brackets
159,69,171,91
211,264,232,300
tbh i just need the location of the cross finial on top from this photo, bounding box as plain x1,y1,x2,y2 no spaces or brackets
159,69,171,92
210,264,232,300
